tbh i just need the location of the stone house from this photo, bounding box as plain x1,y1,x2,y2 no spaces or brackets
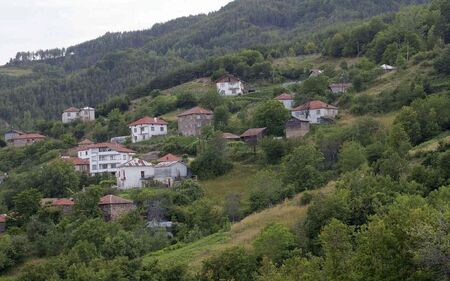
285,117,310,139
62,157,90,173
177,107,213,137
62,107,95,123
51,199,74,214
9,133,46,147
4,129,24,144
99,195,136,221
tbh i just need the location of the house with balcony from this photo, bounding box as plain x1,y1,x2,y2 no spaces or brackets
77,142,135,175
216,74,245,96
291,100,338,124
116,159,154,189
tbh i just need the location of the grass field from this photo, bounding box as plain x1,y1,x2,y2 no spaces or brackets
0,67,33,77
144,182,335,272
200,164,258,204
409,131,450,156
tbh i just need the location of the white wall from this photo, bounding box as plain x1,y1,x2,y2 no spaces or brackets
216,81,244,96
78,148,133,175
116,166,154,189
291,108,338,124
130,124,168,143
279,100,294,109
62,112,79,123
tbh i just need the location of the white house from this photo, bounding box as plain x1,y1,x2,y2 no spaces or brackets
154,161,188,187
77,143,135,175
129,116,168,143
216,74,245,96
291,100,338,124
274,93,295,109
116,159,154,189
62,107,95,123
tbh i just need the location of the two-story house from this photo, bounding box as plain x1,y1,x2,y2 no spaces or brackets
177,107,213,137
216,74,245,96
62,107,95,123
128,116,168,143
291,100,338,124
77,143,135,175
116,158,154,189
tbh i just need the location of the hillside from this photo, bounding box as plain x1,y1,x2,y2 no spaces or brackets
0,0,431,129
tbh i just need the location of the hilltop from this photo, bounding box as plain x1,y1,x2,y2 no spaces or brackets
0,0,432,128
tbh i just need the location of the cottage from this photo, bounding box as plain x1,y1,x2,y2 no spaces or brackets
116,159,154,190
309,69,323,77
0,214,6,233
329,83,352,94
240,128,267,146
52,199,74,214
62,157,90,173
157,153,182,162
128,116,168,143
99,195,136,221
222,132,241,142
274,93,295,109
9,133,46,147
285,117,310,139
77,142,135,175
380,64,396,71
291,100,338,124
4,129,24,144
216,74,245,96
154,161,188,187
177,107,213,137
62,107,95,123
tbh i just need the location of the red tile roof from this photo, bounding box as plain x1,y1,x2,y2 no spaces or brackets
157,153,181,162
274,93,294,101
11,133,46,140
76,143,135,153
240,128,267,138
177,106,213,117
292,100,337,111
222,132,241,140
99,195,133,205
0,214,6,223
215,74,240,83
78,139,93,146
64,107,80,113
128,116,168,126
52,199,74,206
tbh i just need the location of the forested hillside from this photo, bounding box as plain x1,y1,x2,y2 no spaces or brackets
0,0,431,129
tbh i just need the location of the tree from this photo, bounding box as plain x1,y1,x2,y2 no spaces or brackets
190,136,233,179
329,33,345,57
388,124,412,155
252,100,290,136
213,105,230,131
253,224,296,265
173,179,204,205
282,145,325,191
338,141,367,173
13,189,42,222
200,247,257,281
319,219,354,281
73,186,103,219
249,170,293,212
224,193,242,222
259,138,286,164
35,160,80,197
433,47,450,75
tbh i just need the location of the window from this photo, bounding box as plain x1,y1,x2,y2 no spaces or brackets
123,155,127,160
134,128,137,133
141,171,145,178
101,164,108,169
140,127,145,133
143,135,146,140
151,127,155,131
160,126,164,131
92,165,97,170
134,136,137,141
68,112,71,117
85,151,88,156
316,110,321,114
111,164,117,168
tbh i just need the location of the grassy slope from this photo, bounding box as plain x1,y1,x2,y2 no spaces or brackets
409,131,450,156
144,182,335,272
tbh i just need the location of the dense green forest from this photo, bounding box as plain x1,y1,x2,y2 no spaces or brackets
0,0,431,129
1,0,450,280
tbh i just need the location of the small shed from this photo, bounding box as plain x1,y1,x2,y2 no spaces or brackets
240,128,267,146
285,117,310,139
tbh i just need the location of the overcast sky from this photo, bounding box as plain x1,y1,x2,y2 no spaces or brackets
0,0,233,65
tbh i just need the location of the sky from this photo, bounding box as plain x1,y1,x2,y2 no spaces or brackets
0,0,233,65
